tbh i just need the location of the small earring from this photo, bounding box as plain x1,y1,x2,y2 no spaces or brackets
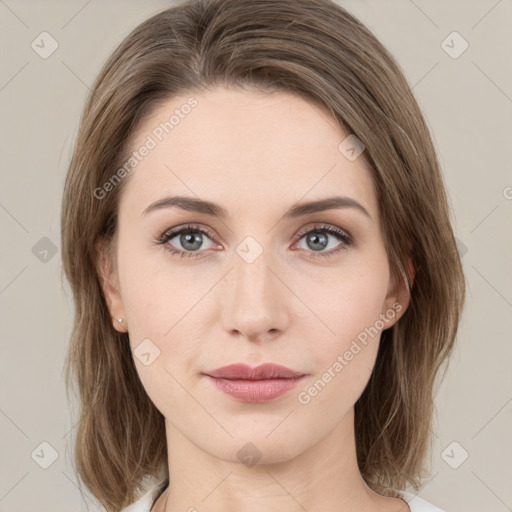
113,317,127,332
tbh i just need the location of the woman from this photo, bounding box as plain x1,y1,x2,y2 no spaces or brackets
61,0,466,511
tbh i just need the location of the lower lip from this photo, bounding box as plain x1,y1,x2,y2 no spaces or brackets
206,375,305,402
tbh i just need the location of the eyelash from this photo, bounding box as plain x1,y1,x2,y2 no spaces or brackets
155,223,353,260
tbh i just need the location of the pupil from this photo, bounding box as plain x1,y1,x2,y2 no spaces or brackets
308,232,327,251
181,232,202,251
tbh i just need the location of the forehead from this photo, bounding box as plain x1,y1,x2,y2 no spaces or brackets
121,87,378,220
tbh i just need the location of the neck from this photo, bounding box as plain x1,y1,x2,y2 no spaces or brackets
150,409,409,512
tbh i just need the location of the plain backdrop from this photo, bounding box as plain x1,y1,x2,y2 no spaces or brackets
0,1,511,511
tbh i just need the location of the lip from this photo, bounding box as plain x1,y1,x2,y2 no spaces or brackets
202,363,306,403
204,363,305,380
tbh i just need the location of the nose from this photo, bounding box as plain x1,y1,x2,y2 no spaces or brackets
220,246,290,343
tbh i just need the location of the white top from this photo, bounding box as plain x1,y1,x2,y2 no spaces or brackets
121,475,445,512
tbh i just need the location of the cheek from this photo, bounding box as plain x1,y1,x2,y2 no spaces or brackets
295,284,386,414
116,239,185,337
295,261,389,392
302,263,389,341
116,243,202,385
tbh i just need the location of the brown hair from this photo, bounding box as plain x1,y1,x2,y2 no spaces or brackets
61,0,466,510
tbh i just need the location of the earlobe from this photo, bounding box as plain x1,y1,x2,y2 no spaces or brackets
95,237,128,333
112,316,128,333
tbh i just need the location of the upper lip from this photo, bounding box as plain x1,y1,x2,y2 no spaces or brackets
203,363,305,380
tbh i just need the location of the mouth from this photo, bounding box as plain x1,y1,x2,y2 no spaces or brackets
203,362,305,380
202,363,306,402
204,375,306,402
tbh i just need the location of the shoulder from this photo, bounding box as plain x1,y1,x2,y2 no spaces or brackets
397,490,446,512
120,475,168,512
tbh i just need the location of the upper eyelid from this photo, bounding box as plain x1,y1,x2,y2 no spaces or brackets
161,224,216,242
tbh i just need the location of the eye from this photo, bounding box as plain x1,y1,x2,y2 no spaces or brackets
155,223,353,260
293,224,353,259
156,224,218,259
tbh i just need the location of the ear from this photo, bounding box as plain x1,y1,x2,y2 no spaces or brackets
95,236,127,333
381,256,415,328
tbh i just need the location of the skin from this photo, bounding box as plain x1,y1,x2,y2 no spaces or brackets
99,86,413,512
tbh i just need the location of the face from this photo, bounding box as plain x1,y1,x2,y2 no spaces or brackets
100,86,409,464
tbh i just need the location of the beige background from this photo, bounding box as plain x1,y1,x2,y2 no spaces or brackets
0,1,511,511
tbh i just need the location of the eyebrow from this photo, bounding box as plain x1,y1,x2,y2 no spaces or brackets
142,195,372,221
